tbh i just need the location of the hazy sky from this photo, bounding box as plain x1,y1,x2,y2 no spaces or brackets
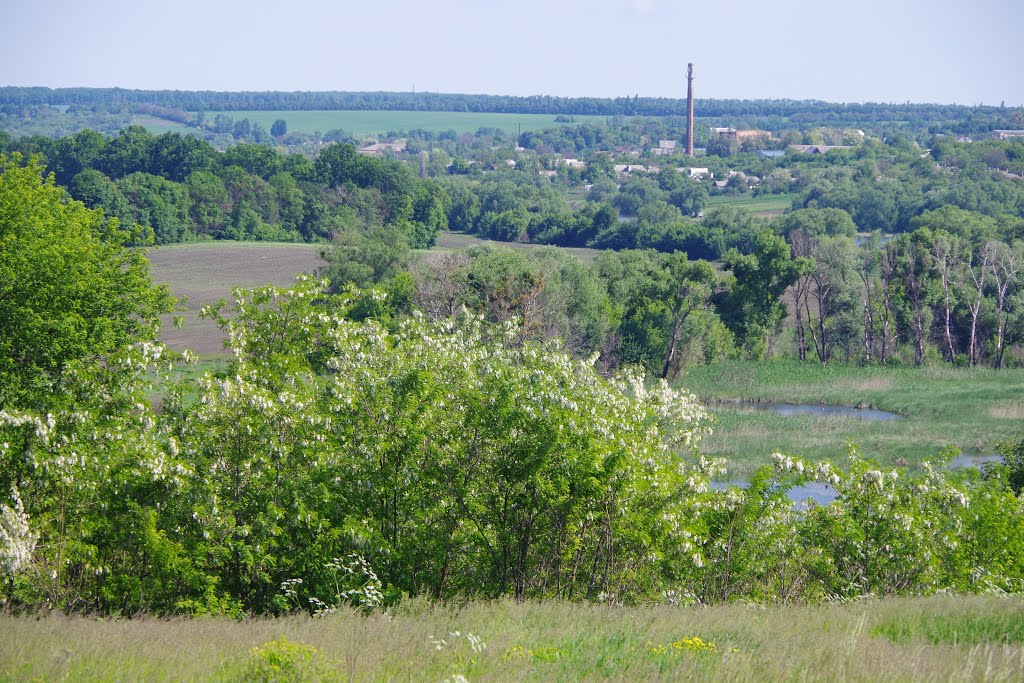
3,0,1021,105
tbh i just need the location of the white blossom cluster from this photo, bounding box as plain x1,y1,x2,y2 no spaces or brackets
0,487,37,577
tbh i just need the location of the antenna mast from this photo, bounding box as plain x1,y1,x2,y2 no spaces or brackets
686,63,695,157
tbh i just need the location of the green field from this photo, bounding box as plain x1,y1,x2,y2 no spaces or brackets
2,595,1021,681
678,360,1024,478
705,192,796,215
203,110,613,136
430,230,606,263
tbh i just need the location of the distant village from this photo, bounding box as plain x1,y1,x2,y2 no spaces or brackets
356,125,865,192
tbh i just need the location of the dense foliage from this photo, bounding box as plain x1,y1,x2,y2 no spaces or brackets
0,154,176,409
3,274,1023,614
2,128,447,247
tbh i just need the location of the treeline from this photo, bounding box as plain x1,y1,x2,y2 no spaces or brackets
2,86,1022,131
0,127,448,246
788,225,1022,368
329,225,812,375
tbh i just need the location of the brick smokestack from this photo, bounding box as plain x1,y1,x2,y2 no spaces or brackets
686,63,695,157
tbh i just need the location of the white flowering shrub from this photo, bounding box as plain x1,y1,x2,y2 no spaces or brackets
169,277,714,607
0,487,36,580
0,340,234,614
790,445,1024,598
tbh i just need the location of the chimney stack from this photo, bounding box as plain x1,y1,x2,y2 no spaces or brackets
686,63,695,157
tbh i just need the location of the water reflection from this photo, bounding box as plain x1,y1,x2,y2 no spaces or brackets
710,455,1004,509
710,480,838,507
736,402,902,421
948,454,1003,469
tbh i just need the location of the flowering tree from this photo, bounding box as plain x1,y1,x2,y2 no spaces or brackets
169,277,714,607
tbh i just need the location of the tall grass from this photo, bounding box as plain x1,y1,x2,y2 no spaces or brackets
2,595,1022,681
678,360,1024,478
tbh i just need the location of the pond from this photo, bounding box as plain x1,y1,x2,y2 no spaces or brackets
710,480,838,507
948,454,1003,469
729,401,903,421
711,455,1004,509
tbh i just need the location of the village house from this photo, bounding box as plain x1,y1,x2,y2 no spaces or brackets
651,140,678,156
677,167,712,178
614,164,656,175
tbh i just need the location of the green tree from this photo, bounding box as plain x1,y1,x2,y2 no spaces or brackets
119,172,194,244
321,224,411,290
221,143,282,180
69,168,133,226
185,170,231,235
98,125,155,179
775,207,858,239
271,119,288,138
150,132,217,182
0,154,176,410
719,229,812,357
47,129,107,186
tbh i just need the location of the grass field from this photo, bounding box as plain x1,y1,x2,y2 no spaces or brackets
2,595,1021,681
145,241,325,356
202,110,613,136
430,231,606,263
705,193,796,217
678,360,1024,478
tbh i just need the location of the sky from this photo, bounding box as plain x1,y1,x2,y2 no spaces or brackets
2,0,1021,106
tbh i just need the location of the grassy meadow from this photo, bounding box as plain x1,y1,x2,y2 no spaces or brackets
679,360,1024,478
202,110,613,136
705,192,797,217
430,230,605,263
2,595,1022,681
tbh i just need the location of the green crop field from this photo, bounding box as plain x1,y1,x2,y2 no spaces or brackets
201,110,613,136
2,595,1022,681
705,193,796,216
678,360,1024,478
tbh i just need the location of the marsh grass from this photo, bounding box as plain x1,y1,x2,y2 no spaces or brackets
989,401,1024,420
2,596,1022,681
679,360,1024,479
